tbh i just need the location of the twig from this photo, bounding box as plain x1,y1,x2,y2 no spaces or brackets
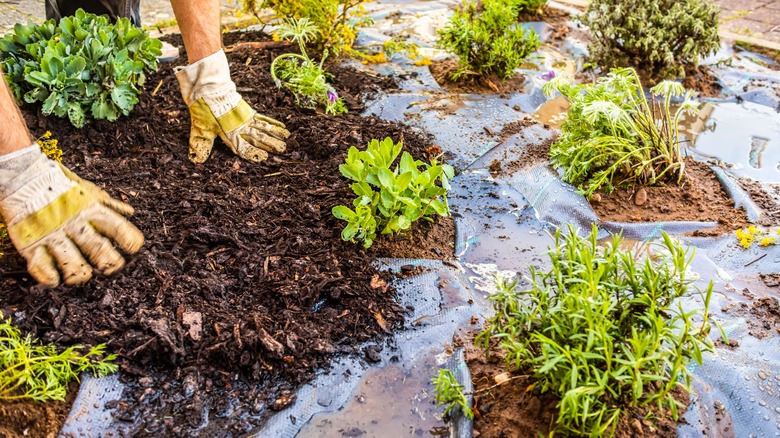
151,79,164,97
465,374,528,395
744,253,767,267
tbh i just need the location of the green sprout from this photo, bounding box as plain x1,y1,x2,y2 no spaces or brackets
432,369,474,419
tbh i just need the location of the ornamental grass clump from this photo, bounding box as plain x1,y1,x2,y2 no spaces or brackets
0,313,117,401
332,137,454,248
0,9,161,128
437,0,541,81
543,68,700,197
581,0,720,80
477,225,722,436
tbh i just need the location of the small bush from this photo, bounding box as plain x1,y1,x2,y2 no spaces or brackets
0,9,161,128
437,0,541,81
581,0,720,80
243,0,370,56
332,138,454,248
478,225,721,436
543,68,699,197
0,312,117,401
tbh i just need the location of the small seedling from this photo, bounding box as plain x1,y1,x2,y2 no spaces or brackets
271,18,347,115
0,313,118,401
437,0,541,81
543,68,700,197
432,369,474,419
332,137,454,248
478,225,723,435
0,9,161,128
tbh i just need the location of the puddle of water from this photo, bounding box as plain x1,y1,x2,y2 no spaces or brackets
532,95,569,128
684,101,780,183
296,354,446,438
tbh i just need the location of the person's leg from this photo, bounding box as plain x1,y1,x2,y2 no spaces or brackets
169,0,222,63
0,76,33,155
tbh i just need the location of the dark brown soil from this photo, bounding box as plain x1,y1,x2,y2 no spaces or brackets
518,5,573,41
0,383,78,438
430,58,528,94
682,65,722,98
0,31,452,436
761,273,780,289
735,41,780,70
737,178,780,227
464,342,687,438
722,296,780,339
590,159,749,237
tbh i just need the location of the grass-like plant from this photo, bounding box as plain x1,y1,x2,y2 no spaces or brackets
332,137,454,248
543,68,700,197
477,225,722,436
271,18,347,115
581,0,720,80
432,369,474,419
0,313,118,401
437,0,541,81
0,9,161,128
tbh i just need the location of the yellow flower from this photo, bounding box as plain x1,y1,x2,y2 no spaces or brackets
747,225,759,234
759,237,776,247
414,57,433,66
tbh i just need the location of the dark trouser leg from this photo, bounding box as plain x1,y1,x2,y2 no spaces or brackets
44,0,142,26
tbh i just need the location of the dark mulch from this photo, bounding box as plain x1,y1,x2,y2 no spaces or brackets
0,31,449,436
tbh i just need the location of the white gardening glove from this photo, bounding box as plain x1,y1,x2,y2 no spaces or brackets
0,145,144,287
175,49,290,163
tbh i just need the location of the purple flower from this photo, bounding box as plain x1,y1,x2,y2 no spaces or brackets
327,90,338,102
542,70,556,81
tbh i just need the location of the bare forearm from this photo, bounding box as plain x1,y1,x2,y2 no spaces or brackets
0,76,33,155
169,0,222,63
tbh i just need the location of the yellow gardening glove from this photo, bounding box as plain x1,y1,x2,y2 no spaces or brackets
175,49,290,163
0,145,144,287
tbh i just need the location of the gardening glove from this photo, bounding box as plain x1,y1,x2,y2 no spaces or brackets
175,49,290,164
0,144,144,287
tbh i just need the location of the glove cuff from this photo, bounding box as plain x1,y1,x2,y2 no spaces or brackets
175,49,242,117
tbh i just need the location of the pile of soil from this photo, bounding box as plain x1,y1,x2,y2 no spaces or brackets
518,4,573,41
463,342,687,438
429,57,529,94
0,31,452,436
682,65,722,98
737,178,780,226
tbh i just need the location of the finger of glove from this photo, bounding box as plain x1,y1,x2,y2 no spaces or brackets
252,115,291,141
65,221,126,275
45,233,94,286
100,195,135,216
88,206,145,254
253,114,288,130
234,135,270,163
22,245,61,288
243,125,287,154
189,130,218,164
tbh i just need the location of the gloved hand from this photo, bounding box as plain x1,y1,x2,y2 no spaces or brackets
0,145,144,287
175,49,290,163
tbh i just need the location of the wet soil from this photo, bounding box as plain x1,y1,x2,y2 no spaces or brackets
518,4,573,41
737,178,780,227
464,342,687,438
682,65,723,98
0,383,78,438
429,57,529,95
590,159,749,237
722,296,780,339
0,31,452,436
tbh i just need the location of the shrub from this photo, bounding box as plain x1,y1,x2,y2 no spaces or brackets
581,0,720,80
0,9,161,128
271,18,347,115
243,0,370,56
477,225,722,436
332,138,454,248
543,68,700,197
437,0,541,81
0,312,117,401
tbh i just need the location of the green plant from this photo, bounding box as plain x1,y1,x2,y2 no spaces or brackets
543,68,700,197
437,0,541,81
0,9,161,128
432,369,474,419
243,0,371,56
581,0,720,80
332,137,454,248
478,225,723,436
271,18,347,115
0,313,117,401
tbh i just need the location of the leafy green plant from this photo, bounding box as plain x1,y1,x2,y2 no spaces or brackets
437,0,541,81
271,18,347,115
432,369,475,419
0,312,118,401
243,0,371,56
332,137,454,248
0,9,161,128
478,225,723,436
543,68,700,197
581,0,720,80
